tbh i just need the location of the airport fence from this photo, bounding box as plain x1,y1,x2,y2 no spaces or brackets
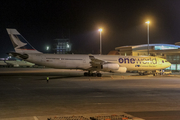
47,115,133,120
90,115,133,120
47,116,90,120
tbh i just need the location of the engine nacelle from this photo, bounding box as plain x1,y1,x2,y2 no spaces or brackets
101,63,127,73
116,67,127,73
101,63,119,70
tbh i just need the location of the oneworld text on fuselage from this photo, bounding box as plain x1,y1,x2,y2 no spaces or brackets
119,57,157,64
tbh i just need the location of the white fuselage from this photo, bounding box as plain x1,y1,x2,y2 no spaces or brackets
24,53,171,71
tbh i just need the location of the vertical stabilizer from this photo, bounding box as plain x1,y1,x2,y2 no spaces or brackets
6,28,41,54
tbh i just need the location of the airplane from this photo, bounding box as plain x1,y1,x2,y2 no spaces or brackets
6,28,171,77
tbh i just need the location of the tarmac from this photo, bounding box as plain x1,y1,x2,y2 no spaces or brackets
1,68,180,120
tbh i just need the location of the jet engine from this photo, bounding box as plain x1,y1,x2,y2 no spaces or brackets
101,63,127,73
101,63,119,70
116,67,127,73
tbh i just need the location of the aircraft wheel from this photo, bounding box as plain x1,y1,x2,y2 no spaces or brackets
153,73,158,76
97,73,102,77
84,72,88,76
92,73,97,76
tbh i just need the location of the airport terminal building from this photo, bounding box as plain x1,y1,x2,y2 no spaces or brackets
114,44,180,71
53,39,72,54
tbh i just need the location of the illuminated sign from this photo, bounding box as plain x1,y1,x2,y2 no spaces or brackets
154,46,178,50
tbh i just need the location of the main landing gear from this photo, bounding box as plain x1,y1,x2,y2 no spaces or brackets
84,71,102,77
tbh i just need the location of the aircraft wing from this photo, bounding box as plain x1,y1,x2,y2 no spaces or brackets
88,55,110,71
87,55,127,73
89,55,106,65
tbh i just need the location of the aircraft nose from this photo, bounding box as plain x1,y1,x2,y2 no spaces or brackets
167,62,171,67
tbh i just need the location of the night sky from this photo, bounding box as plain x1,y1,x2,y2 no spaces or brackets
1,0,180,57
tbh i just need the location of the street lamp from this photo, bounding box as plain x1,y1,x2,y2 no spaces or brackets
67,44,69,48
145,21,150,55
46,46,49,50
98,28,103,54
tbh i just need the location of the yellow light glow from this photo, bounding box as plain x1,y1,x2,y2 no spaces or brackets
98,28,103,32
145,21,150,24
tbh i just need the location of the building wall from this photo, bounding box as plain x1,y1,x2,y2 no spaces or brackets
165,54,180,71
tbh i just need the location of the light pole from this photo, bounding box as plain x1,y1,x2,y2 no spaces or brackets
145,21,150,55
98,28,103,54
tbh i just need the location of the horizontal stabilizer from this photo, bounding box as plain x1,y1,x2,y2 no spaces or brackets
7,52,29,59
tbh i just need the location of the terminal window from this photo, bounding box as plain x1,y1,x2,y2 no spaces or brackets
166,64,177,70
177,64,180,70
171,64,176,70
165,66,171,70
177,56,180,60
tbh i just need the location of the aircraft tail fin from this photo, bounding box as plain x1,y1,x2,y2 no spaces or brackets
6,28,41,54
